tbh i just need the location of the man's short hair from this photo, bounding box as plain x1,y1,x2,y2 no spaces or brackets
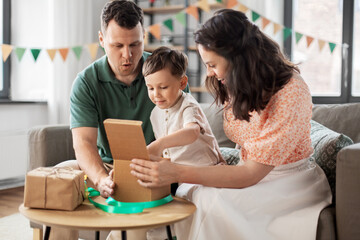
101,0,144,32
143,46,188,78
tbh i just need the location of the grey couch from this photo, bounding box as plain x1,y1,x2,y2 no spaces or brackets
27,102,360,240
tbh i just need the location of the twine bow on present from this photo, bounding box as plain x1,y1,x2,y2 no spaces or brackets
84,175,173,214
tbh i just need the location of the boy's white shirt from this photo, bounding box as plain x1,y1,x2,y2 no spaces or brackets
150,92,224,166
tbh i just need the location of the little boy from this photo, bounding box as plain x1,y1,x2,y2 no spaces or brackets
143,46,224,167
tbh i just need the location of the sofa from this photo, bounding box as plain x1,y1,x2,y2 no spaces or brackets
27,102,360,240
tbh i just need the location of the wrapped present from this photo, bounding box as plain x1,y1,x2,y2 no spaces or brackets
24,167,84,210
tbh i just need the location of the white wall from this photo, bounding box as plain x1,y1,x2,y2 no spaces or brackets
0,0,106,182
0,104,48,180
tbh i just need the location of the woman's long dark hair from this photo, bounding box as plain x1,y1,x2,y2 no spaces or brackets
194,9,299,121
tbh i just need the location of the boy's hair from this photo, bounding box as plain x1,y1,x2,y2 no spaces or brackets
143,46,188,78
101,0,144,33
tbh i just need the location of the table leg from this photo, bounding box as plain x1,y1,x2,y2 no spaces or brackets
43,226,51,240
95,230,100,240
166,225,172,240
121,230,127,240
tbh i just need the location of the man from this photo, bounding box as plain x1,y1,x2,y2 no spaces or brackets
70,0,151,199
54,1,188,239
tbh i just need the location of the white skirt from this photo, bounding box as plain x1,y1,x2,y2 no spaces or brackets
174,158,332,240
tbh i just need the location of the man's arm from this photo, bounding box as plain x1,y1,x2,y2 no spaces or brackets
72,127,114,197
147,122,200,156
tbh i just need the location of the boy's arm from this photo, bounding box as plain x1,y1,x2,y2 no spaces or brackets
147,122,201,156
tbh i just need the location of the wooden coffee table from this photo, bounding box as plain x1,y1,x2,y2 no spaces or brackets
19,196,196,240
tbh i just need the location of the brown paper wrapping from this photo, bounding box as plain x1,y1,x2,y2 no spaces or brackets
24,167,84,211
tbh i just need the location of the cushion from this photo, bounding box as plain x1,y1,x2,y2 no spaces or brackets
312,103,360,143
220,147,240,165
310,120,353,202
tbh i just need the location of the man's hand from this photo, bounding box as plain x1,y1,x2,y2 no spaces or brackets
96,170,115,198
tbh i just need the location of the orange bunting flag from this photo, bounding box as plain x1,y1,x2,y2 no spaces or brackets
1,44,13,62
186,5,199,21
144,31,149,46
238,4,249,13
59,48,69,61
262,17,271,30
306,36,314,47
87,43,99,61
318,39,326,51
197,0,210,12
227,0,238,9
46,49,57,61
148,24,161,40
273,23,283,35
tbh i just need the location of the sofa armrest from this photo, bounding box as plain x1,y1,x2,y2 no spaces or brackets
28,125,75,170
336,143,360,240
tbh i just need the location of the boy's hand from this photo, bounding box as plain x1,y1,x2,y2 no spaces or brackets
147,140,164,157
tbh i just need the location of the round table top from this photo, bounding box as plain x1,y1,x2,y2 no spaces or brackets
19,196,196,231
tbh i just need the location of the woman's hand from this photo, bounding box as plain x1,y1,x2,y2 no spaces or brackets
130,155,179,188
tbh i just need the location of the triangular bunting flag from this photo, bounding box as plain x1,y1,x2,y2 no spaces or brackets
262,17,271,30
149,0,155,3
216,0,222,3
295,32,303,44
197,0,210,12
318,39,326,51
46,49,57,61
15,47,26,61
144,31,149,46
175,12,186,27
328,42,336,53
306,36,314,47
283,27,292,41
273,23,283,35
72,46,82,60
238,4,249,13
30,49,41,62
186,6,199,21
251,11,261,22
87,43,99,60
227,0,238,9
2,44,13,62
148,24,161,40
59,48,69,61
163,19,174,32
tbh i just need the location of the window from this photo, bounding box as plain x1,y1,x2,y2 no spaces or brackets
288,0,359,103
1,0,10,99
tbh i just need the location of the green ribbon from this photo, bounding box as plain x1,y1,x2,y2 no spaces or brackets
86,187,173,214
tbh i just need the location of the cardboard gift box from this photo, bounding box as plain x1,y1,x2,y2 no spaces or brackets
104,119,170,202
24,167,84,210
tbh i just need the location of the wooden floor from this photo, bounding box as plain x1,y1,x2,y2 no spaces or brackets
0,186,24,218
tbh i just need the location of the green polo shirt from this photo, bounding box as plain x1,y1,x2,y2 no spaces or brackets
70,52,156,163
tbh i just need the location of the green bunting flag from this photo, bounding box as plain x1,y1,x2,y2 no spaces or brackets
163,19,174,32
216,0,222,3
15,47,26,61
283,28,292,41
72,46,82,60
328,42,336,53
30,49,41,62
175,12,186,27
295,32,303,44
251,11,260,22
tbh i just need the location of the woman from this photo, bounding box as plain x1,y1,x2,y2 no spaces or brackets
130,9,331,240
